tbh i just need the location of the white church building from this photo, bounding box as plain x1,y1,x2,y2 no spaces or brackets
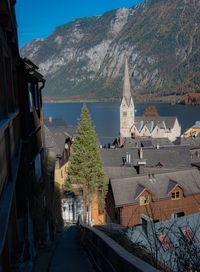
120,58,181,142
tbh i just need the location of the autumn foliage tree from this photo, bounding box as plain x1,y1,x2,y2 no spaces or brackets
143,105,159,117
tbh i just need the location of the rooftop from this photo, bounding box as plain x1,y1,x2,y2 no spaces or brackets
110,168,200,207
101,145,191,170
44,118,76,156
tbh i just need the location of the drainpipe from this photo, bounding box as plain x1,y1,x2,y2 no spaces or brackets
39,80,45,124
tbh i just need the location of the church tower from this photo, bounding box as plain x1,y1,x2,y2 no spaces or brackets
120,57,135,137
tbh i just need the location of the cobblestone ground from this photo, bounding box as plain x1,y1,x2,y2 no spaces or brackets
33,226,94,272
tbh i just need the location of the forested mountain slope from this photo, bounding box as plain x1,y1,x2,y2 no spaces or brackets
20,0,200,101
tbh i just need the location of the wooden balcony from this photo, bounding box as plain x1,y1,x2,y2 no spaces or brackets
0,110,20,198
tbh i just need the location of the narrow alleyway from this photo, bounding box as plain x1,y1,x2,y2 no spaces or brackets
49,226,94,272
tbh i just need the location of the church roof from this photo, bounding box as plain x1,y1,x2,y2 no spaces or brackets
134,116,177,131
122,57,132,106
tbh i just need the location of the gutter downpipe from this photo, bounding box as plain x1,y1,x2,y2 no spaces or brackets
39,80,45,124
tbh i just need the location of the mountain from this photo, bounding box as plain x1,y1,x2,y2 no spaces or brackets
20,0,200,101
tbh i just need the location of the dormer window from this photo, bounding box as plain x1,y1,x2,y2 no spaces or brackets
156,161,163,168
139,195,149,205
171,190,180,200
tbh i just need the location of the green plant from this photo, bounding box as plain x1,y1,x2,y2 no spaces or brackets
66,104,108,222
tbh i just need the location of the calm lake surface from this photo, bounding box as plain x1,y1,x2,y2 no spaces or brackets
43,102,200,145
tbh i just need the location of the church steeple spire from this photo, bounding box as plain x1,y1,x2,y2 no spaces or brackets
120,56,135,138
123,57,131,106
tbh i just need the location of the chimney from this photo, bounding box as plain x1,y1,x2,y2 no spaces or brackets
135,147,146,174
122,156,126,166
126,153,131,165
140,147,143,159
138,161,146,174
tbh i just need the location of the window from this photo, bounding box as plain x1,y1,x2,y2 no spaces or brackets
182,228,196,243
139,195,149,205
98,209,104,215
123,111,127,117
28,83,33,112
171,212,184,219
177,212,184,217
35,154,41,179
34,85,38,109
171,190,180,200
159,235,171,250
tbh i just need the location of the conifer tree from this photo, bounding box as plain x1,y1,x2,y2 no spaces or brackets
66,104,108,223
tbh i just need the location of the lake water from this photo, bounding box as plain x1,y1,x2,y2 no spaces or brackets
43,102,200,145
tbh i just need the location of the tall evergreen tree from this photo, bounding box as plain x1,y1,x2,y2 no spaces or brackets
66,104,108,223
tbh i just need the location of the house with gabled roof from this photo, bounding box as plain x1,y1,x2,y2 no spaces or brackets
44,117,76,187
106,168,200,226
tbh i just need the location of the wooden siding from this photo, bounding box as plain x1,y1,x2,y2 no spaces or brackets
120,193,200,226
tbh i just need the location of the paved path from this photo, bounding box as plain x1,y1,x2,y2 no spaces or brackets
49,226,94,272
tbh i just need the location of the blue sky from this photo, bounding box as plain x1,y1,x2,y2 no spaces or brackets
15,0,144,49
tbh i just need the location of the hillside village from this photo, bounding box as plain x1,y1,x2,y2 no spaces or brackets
1,0,200,271
45,58,200,270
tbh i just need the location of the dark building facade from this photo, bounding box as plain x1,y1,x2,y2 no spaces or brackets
0,1,55,271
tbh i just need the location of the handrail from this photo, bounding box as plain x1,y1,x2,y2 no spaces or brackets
78,216,159,272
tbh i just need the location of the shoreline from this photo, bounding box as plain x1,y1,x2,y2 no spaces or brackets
43,99,200,106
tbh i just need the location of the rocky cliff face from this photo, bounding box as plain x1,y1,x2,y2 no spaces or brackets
20,0,200,100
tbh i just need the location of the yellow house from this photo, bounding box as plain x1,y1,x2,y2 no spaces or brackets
55,161,70,188
182,121,200,138
91,192,105,225
44,118,76,189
